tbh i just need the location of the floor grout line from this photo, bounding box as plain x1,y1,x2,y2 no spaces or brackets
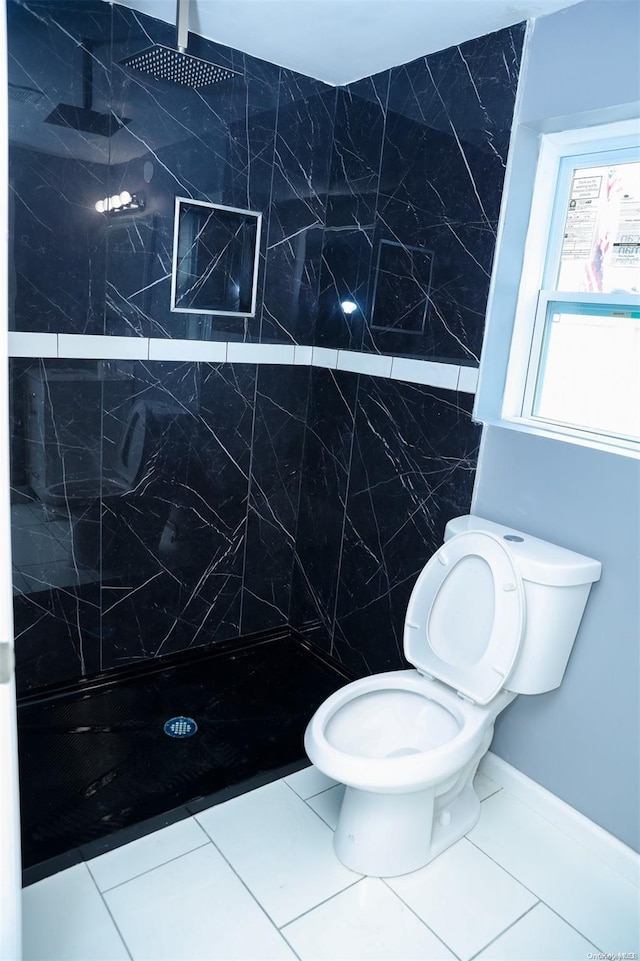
466,900,541,961
85,864,134,961
191,817,311,956
377,875,465,961
278,875,364,932
22,769,634,961
464,832,612,952
88,835,213,894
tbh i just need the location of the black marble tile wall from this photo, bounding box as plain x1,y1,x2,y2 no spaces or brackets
10,359,310,692
242,365,310,633
317,25,525,365
290,368,359,650
8,1,522,352
8,1,111,335
291,371,481,673
260,77,336,345
332,379,481,675
288,28,524,674
8,3,526,692
7,0,334,344
105,4,283,341
316,75,389,352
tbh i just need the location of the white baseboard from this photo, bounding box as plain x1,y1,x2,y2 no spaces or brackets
479,751,640,887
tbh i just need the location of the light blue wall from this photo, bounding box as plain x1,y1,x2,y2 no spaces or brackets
473,0,640,851
518,0,640,127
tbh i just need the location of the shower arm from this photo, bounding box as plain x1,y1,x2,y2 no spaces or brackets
176,0,190,54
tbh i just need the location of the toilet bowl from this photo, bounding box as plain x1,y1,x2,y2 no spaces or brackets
305,514,601,877
39,401,181,569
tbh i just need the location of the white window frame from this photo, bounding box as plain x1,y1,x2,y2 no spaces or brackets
500,119,640,456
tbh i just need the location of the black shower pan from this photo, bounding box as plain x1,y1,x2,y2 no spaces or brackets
17,628,352,885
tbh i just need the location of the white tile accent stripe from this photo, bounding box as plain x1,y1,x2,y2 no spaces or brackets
390,356,459,390
227,342,296,365
7,334,479,394
148,338,227,362
457,365,480,393
8,331,58,357
58,334,149,360
311,346,339,369
336,350,393,378
293,345,313,366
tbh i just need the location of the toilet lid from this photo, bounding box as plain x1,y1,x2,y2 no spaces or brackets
403,531,525,705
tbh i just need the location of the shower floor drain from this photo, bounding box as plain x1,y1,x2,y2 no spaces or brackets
163,716,198,738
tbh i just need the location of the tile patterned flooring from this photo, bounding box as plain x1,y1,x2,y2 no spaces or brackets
22,766,640,961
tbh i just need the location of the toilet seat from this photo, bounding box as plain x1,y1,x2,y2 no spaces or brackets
404,531,525,705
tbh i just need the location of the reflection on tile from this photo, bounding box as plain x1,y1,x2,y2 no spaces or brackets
11,525,71,566
290,368,358,653
104,844,296,961
387,838,537,961
332,378,480,674
195,780,358,926
282,877,455,961
18,634,349,869
241,365,308,634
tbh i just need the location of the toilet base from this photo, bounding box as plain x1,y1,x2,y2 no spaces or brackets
333,778,481,877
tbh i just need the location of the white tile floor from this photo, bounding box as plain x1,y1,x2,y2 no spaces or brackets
22,767,639,961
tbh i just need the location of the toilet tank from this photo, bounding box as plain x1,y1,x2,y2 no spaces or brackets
444,515,602,695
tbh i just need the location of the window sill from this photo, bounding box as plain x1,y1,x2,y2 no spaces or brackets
478,416,640,460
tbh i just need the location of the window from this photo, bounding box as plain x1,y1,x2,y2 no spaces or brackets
502,121,640,454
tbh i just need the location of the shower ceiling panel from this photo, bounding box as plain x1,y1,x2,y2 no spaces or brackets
110,0,586,85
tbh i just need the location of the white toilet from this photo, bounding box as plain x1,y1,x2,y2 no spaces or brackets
304,514,601,877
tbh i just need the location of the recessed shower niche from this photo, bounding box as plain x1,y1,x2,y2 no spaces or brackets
371,239,434,334
171,198,262,317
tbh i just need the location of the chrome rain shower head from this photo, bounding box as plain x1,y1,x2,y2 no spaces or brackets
119,0,240,89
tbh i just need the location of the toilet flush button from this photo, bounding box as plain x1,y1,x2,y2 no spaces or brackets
503,582,517,592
